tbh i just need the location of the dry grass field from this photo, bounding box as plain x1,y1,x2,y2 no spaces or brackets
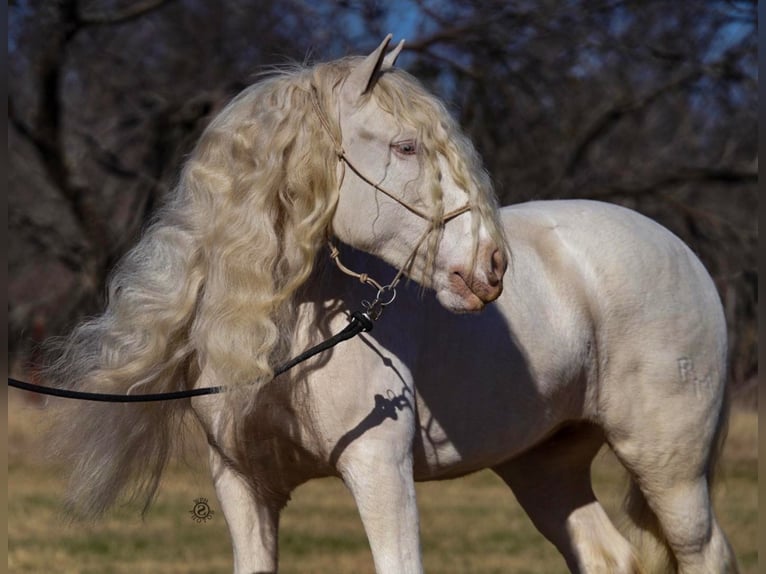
8,391,757,573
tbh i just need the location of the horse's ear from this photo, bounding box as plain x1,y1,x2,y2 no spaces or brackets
382,39,405,70
344,34,394,100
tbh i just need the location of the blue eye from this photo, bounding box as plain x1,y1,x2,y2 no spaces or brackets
392,141,418,155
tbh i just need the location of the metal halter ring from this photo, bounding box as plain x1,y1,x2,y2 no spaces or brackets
362,285,398,321
375,285,397,307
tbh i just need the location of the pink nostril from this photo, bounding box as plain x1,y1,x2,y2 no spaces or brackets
488,248,506,286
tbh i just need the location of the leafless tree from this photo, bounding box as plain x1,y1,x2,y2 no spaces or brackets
9,0,757,397
8,0,317,372
328,0,758,395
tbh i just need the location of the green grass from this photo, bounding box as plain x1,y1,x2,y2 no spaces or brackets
8,396,757,573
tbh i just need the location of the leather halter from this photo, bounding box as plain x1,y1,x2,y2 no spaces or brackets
310,86,470,317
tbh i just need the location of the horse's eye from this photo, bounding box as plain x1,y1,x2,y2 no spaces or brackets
392,141,418,156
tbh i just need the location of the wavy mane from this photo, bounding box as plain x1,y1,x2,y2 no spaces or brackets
44,57,504,517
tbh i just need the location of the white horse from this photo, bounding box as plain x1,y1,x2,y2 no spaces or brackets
316,200,737,574
45,37,736,573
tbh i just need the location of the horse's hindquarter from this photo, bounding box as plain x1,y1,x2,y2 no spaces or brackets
530,201,729,458
411,200,727,480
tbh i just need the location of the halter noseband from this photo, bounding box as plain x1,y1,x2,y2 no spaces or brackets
310,86,470,318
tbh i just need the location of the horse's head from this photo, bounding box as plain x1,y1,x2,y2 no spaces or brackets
327,36,507,313
175,37,508,386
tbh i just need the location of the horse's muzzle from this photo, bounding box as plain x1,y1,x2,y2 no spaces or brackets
449,247,507,311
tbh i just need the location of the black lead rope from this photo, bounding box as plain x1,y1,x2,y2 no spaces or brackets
7,311,375,403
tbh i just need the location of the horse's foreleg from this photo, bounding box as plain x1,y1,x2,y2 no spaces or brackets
193,389,283,573
342,447,422,574
209,446,281,574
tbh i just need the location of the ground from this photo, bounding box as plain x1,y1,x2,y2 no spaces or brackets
7,392,757,573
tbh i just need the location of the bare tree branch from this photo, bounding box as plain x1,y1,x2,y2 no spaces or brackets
77,0,175,27
563,68,705,177
597,167,757,196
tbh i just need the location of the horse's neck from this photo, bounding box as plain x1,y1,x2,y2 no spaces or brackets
294,245,428,364
299,242,398,310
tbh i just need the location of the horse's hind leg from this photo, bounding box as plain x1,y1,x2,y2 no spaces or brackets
609,432,737,573
603,366,738,573
493,423,643,573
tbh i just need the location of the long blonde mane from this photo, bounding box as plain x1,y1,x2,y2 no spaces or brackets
45,56,504,517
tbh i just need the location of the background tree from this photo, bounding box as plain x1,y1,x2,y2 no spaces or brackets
8,0,757,399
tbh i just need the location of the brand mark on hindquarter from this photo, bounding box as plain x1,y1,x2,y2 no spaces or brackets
677,357,713,399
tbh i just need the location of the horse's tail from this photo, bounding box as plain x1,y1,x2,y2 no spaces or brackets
45,218,204,518
616,384,737,573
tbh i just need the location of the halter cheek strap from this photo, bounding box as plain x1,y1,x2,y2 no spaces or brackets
310,86,471,319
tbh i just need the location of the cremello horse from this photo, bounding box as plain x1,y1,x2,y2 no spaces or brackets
46,37,736,573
